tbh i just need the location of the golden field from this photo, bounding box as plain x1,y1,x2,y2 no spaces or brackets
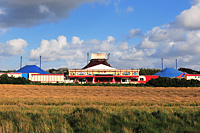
0,85,200,132
0,84,199,106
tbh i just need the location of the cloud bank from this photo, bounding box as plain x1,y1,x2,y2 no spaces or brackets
0,0,122,28
0,0,95,28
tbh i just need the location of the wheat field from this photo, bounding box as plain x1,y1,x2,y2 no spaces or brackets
0,84,199,106
0,85,200,132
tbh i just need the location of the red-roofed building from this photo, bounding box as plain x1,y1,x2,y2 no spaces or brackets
184,73,200,81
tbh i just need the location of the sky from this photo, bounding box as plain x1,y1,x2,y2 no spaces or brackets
0,0,200,70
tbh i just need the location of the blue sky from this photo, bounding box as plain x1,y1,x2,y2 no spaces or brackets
0,0,200,70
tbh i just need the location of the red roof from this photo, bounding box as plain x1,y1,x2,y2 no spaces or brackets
186,74,200,76
82,59,112,69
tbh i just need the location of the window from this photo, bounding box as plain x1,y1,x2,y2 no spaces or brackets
71,72,75,75
122,79,128,83
88,72,92,75
140,78,144,81
123,72,130,75
122,79,126,82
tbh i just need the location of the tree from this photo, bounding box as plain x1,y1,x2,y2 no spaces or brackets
178,68,200,74
47,68,68,76
139,68,161,75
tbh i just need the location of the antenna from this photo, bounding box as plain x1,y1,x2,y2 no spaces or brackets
20,56,22,68
40,56,41,68
161,58,163,71
87,53,89,64
176,59,178,70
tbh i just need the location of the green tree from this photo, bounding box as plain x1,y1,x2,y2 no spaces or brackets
139,68,161,75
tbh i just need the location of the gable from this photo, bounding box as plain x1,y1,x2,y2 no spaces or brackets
86,64,116,70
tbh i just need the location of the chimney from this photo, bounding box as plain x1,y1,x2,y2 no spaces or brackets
40,56,41,68
87,53,89,64
161,58,163,71
20,56,22,68
107,53,110,63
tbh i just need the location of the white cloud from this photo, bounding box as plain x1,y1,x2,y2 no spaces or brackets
88,39,101,45
27,34,160,69
119,42,129,50
29,35,143,69
126,6,134,12
176,1,200,29
39,5,50,13
0,38,28,56
0,8,6,15
29,35,68,61
128,29,142,38
71,36,84,48
98,36,115,51
139,37,159,49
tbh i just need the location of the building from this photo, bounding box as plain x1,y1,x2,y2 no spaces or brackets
138,75,159,84
30,74,64,83
15,65,64,83
154,67,185,78
68,53,140,84
15,65,49,79
184,74,200,81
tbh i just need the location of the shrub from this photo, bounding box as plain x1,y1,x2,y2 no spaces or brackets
0,74,30,84
147,77,200,87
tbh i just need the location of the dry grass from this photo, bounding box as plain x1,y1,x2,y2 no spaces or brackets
0,84,199,106
0,85,200,132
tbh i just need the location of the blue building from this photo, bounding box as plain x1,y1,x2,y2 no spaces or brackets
15,65,49,79
154,67,185,78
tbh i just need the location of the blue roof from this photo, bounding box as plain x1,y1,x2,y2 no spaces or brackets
15,65,49,74
154,67,183,78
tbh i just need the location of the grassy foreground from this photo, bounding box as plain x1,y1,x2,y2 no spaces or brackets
0,85,200,132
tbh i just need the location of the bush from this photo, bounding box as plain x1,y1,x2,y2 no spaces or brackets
0,74,30,84
147,77,200,87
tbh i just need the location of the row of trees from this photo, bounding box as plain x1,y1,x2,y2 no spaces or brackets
178,67,200,74
147,77,200,87
139,68,161,75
